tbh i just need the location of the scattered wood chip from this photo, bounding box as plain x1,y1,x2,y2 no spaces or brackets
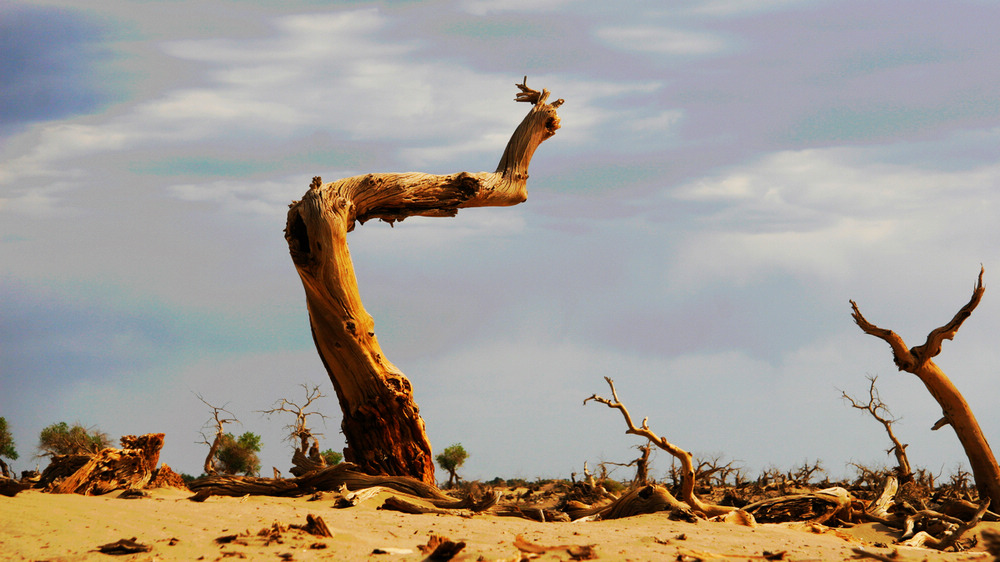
96,537,152,555
291,514,332,538
418,534,466,560
215,534,238,544
850,547,904,561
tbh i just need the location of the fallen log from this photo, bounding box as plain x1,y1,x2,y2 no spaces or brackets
899,499,990,550
52,434,165,495
36,454,91,489
564,484,698,521
0,477,29,497
188,461,467,508
741,487,854,525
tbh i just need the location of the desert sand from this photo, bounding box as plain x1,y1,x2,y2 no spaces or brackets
2,486,999,561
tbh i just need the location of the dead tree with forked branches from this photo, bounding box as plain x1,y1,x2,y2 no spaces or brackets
196,395,238,476
584,376,735,517
284,79,563,484
259,384,330,475
841,375,913,483
851,266,1000,508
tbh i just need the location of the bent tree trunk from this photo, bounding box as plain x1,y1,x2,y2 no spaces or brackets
850,267,1000,507
285,80,563,484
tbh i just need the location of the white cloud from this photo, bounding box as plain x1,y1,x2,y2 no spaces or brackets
665,143,1000,289
596,25,729,56
628,109,684,134
685,0,814,17
459,0,578,16
168,175,307,217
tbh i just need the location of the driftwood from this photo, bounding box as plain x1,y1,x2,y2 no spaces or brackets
147,463,188,489
898,499,990,550
564,484,697,521
285,79,563,484
95,537,152,555
866,476,898,520
584,377,735,517
851,267,1000,508
489,505,571,522
290,447,326,477
190,461,466,507
742,487,854,525
51,434,165,495
0,477,29,497
36,454,91,488
418,535,467,561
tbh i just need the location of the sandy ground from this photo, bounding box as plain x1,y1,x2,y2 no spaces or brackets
2,487,998,561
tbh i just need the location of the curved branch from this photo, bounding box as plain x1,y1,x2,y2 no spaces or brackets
584,377,733,517
910,266,985,364
849,300,916,371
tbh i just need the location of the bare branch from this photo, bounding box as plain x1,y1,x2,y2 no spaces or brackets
841,376,912,481
195,393,240,475
850,300,916,371
584,377,733,517
911,266,985,363
259,384,330,454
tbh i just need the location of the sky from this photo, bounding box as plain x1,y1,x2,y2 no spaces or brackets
2,0,1000,485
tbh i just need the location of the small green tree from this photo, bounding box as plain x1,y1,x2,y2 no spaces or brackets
37,422,111,457
0,417,18,478
320,449,343,466
435,443,468,488
214,432,262,476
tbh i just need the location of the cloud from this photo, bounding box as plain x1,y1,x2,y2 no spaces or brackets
683,0,815,17
595,25,729,56
458,0,578,17
665,142,1000,289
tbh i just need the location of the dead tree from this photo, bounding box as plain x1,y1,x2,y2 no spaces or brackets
259,384,330,475
841,375,913,483
850,267,1000,508
584,376,734,517
631,444,652,486
51,434,164,495
196,395,238,475
284,79,563,484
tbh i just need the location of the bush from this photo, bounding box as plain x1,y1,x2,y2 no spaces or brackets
320,449,342,466
0,417,18,478
37,422,111,457
214,432,262,476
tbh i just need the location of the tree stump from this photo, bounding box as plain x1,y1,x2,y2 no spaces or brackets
51,433,165,495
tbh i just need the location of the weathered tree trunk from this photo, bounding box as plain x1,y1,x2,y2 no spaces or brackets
51,433,165,495
850,267,1000,508
285,80,563,484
